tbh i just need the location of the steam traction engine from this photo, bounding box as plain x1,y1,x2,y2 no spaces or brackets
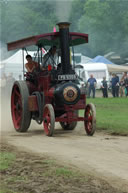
8,22,96,136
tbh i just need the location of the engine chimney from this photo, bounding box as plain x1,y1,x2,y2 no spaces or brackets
57,22,71,74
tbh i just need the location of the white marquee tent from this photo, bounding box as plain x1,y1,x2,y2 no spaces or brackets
107,64,128,73
1,50,128,81
1,50,38,79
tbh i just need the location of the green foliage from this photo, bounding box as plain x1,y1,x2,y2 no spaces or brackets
1,0,57,43
70,0,87,31
0,188,17,193
55,167,75,177
71,0,128,57
1,0,128,58
43,165,84,179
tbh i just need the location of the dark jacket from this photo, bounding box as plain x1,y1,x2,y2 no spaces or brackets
101,80,108,88
111,76,119,87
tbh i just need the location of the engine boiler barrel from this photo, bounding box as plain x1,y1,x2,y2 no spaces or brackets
57,22,71,74
54,82,80,105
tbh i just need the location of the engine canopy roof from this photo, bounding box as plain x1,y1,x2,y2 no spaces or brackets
7,32,88,51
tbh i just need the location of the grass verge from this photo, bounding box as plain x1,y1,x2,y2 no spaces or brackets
79,97,128,135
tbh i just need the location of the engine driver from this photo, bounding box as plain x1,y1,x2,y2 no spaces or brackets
25,55,38,73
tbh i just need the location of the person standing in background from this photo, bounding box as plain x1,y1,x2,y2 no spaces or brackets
124,73,128,97
101,77,108,98
121,72,127,82
119,80,124,97
87,74,97,98
111,73,119,97
115,74,119,97
120,72,127,97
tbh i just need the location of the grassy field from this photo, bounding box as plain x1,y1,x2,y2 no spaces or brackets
80,97,128,135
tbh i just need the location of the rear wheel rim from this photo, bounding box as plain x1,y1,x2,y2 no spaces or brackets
11,85,22,130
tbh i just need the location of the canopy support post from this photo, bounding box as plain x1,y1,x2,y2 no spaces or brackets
22,48,25,80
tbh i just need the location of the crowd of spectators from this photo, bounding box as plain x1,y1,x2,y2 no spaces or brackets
85,72,128,98
109,72,128,98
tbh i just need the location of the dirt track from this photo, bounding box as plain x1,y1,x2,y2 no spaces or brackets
1,118,128,192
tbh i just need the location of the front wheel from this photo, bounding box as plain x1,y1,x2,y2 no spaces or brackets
84,103,96,136
43,104,55,136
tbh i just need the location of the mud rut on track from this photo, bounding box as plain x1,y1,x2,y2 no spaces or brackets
1,119,128,193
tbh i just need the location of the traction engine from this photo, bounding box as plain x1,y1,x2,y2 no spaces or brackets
8,22,96,136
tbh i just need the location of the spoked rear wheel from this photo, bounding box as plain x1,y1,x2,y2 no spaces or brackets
11,81,31,132
43,104,55,136
84,103,96,136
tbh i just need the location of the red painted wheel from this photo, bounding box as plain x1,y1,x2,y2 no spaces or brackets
11,81,31,132
84,103,96,136
43,104,55,136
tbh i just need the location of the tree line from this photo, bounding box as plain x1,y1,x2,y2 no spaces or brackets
1,0,128,59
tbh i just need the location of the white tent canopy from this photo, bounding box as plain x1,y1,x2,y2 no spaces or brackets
1,50,38,80
107,64,128,73
82,62,128,73
1,50,36,64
